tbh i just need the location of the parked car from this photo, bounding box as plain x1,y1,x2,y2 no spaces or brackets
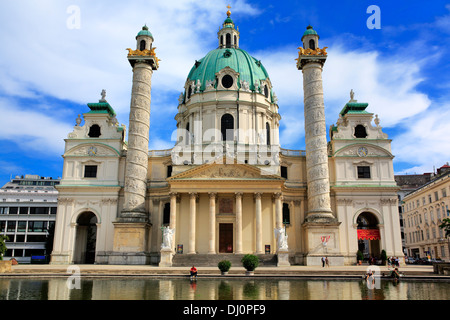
406,257,417,264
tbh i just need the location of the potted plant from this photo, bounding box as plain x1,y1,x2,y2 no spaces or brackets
356,250,364,265
218,260,231,275
241,254,259,275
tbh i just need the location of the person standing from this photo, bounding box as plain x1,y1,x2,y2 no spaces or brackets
321,256,326,267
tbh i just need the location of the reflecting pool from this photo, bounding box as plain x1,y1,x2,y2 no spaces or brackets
0,277,449,300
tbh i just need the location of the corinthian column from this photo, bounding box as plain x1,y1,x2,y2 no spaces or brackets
235,192,243,254
208,192,217,254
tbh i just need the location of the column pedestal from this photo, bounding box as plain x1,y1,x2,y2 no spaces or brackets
109,222,151,265
159,248,174,267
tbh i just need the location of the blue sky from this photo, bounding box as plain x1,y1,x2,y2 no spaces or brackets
0,0,449,187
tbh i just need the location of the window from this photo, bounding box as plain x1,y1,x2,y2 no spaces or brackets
428,194,432,203
167,165,173,178
282,203,290,225
17,221,27,232
442,188,447,197
264,85,269,98
221,74,234,88
9,207,18,215
185,122,190,144
354,125,367,138
7,221,16,232
309,39,315,49
221,114,234,141
266,122,271,145
357,166,371,179
28,221,46,232
226,33,231,48
281,166,288,179
139,40,146,51
88,124,101,138
163,203,170,225
84,165,98,178
0,207,6,214
30,207,48,215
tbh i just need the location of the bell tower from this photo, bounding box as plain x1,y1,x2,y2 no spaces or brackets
110,25,159,265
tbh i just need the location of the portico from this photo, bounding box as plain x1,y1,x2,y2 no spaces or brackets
165,161,285,256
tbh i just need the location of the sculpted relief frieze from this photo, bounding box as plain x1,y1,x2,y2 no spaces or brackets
194,165,260,179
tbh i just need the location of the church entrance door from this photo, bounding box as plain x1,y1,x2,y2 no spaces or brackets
219,223,233,253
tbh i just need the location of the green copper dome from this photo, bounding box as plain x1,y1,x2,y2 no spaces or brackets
301,25,319,40
187,48,270,92
136,25,154,40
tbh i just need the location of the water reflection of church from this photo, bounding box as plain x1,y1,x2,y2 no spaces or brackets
50,9,403,266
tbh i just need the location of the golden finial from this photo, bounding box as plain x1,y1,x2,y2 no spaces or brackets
226,4,231,17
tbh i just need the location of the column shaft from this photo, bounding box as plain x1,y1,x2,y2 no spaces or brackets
189,193,197,254
274,192,283,229
121,62,154,220
255,193,263,254
208,192,217,254
302,62,334,221
235,192,243,254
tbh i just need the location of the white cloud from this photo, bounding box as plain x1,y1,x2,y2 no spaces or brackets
0,97,72,155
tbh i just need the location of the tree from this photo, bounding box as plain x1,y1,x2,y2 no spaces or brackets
439,217,450,238
0,235,9,260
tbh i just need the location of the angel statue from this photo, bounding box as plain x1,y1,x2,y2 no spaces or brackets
274,227,288,251
161,226,175,250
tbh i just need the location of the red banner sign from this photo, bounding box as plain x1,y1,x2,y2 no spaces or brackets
357,229,381,240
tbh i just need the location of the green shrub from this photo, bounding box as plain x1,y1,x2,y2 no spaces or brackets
241,254,259,271
218,260,232,272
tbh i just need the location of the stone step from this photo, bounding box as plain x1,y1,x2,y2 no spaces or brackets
172,254,277,267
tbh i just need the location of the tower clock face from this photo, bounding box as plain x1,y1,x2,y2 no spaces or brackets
357,146,368,157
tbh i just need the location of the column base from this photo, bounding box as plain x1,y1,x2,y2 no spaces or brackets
111,221,152,265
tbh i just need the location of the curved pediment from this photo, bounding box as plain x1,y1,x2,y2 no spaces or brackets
333,144,393,158
65,143,120,157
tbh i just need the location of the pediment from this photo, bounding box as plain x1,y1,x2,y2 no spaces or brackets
65,143,120,157
334,144,393,158
168,158,283,181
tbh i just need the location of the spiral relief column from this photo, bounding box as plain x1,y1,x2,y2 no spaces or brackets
296,26,342,266
296,26,335,223
110,25,159,265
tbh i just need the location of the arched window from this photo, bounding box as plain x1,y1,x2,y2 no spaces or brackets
234,35,237,47
140,40,146,51
187,86,192,99
221,114,234,141
186,122,190,145
309,39,315,50
226,33,231,48
354,125,367,138
163,203,170,225
264,85,269,98
266,122,271,145
88,124,101,138
220,35,224,46
282,203,290,224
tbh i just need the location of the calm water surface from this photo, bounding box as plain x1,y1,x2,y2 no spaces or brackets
0,277,449,300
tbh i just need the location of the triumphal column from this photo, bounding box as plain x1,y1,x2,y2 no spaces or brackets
296,26,342,265
110,25,159,264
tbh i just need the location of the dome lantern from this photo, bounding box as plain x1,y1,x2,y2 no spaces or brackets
218,5,240,49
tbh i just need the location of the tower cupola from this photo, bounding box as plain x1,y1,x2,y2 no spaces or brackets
301,25,319,50
136,24,154,51
218,6,240,49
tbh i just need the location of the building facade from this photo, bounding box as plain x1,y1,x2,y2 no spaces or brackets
402,165,450,261
50,11,403,266
0,175,59,263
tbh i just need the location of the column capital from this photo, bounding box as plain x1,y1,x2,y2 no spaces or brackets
273,192,282,200
235,192,243,198
254,192,262,200
189,192,198,198
208,192,217,199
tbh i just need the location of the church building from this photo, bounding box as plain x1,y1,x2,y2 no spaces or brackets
50,9,403,266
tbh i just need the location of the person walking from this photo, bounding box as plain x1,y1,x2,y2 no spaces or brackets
321,256,326,267
325,256,330,267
